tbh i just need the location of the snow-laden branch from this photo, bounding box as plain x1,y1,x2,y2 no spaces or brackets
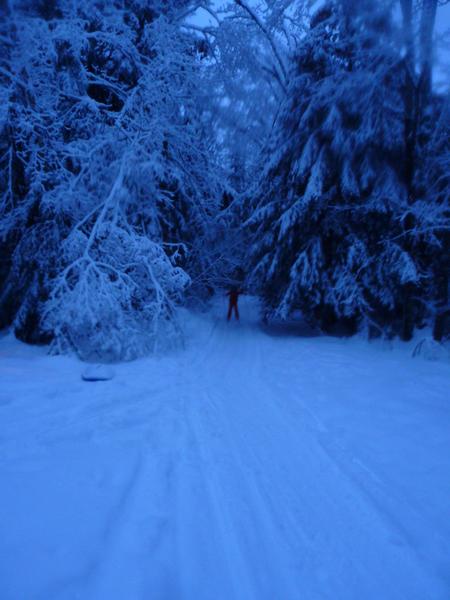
234,0,288,88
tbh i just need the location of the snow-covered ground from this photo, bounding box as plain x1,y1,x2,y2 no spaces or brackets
1,296,449,600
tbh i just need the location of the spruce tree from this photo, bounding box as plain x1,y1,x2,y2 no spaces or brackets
245,1,427,336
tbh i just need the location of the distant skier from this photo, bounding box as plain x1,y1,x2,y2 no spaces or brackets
226,287,243,321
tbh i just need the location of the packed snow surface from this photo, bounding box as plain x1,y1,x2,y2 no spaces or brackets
0,297,449,599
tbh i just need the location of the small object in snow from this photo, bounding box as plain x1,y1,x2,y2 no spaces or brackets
81,364,115,382
412,338,449,362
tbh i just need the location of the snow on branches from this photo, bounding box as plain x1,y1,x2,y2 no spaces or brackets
245,0,448,338
0,0,219,360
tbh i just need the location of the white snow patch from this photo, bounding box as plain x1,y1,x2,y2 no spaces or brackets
0,299,449,599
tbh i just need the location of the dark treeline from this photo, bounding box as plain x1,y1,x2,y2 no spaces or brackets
0,0,449,360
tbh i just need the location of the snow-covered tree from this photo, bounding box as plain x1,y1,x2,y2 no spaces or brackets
398,0,450,341
409,93,450,342
245,0,431,336
181,0,311,292
0,0,221,360
185,0,310,185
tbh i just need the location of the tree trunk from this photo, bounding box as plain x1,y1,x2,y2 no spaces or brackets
418,0,442,341
400,0,417,201
399,0,438,343
400,0,415,70
400,283,414,341
418,0,438,98
432,238,449,342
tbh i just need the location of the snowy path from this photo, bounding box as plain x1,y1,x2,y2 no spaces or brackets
1,298,449,599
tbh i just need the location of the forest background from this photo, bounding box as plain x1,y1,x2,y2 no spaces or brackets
0,0,449,361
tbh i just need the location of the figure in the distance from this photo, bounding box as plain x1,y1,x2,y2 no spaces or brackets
226,287,243,321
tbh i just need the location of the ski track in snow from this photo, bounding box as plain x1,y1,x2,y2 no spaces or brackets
0,297,449,599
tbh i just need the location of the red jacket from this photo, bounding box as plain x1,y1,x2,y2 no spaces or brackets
227,290,242,303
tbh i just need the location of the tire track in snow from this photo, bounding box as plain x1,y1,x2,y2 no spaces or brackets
84,368,190,599
85,448,146,600
172,388,259,600
166,315,258,599
185,320,445,599
174,321,314,598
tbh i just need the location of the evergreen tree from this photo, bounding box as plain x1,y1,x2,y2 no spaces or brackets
245,0,441,337
398,0,449,342
411,95,450,342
